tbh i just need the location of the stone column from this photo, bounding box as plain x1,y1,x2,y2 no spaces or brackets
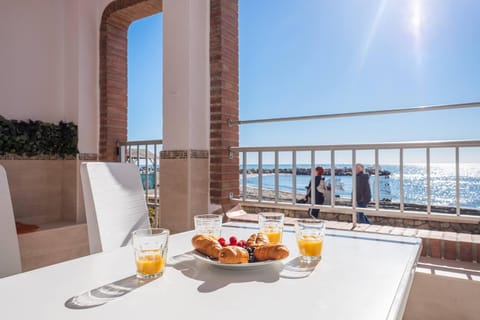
160,0,210,233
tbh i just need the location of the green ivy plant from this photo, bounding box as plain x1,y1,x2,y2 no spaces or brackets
0,115,78,157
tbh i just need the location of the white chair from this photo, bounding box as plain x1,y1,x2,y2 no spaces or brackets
80,162,150,254
0,165,22,278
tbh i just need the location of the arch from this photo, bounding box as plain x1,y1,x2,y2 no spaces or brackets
99,0,163,161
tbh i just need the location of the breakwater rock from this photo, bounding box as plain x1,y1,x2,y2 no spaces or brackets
239,167,391,176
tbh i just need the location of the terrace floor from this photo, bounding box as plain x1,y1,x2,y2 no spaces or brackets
405,257,480,319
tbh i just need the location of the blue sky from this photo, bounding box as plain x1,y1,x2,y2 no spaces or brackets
128,0,480,163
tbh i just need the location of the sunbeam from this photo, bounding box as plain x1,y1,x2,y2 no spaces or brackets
357,0,389,74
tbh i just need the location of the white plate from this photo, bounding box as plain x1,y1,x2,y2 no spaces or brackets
192,250,285,270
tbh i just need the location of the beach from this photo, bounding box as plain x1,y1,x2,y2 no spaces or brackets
240,163,480,209
240,186,480,216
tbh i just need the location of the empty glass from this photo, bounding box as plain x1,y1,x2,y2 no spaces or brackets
194,214,222,238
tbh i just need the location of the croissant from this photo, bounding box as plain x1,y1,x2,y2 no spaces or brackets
219,246,249,264
192,234,222,259
253,244,289,261
246,232,270,247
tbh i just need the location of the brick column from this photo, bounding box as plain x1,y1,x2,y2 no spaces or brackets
99,18,127,161
209,0,239,208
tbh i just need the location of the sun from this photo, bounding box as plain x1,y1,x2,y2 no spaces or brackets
410,0,423,38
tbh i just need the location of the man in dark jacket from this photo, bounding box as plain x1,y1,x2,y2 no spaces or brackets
356,164,371,224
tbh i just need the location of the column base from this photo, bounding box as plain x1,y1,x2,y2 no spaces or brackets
160,150,209,233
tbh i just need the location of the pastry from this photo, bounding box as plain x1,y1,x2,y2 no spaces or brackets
192,234,222,259
218,246,249,264
246,232,270,247
253,244,289,261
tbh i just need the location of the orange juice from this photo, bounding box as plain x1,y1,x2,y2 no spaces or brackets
297,235,323,257
263,230,282,244
136,253,165,275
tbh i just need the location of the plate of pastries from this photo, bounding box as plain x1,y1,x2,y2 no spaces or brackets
191,232,289,269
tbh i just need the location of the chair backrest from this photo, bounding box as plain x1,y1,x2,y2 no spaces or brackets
0,165,22,278
80,162,150,254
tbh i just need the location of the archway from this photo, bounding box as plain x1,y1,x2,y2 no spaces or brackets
99,0,163,161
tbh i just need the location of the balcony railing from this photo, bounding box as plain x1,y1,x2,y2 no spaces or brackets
120,102,480,226
231,140,480,224
118,139,163,226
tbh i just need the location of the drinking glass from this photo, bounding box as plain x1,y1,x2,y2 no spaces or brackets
295,219,326,262
258,212,284,244
132,228,169,279
194,214,222,238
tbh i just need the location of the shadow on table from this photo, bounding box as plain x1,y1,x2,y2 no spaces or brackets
169,252,320,292
169,252,283,293
279,257,320,279
65,275,154,309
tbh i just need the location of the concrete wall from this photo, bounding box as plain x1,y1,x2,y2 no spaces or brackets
0,0,112,154
0,160,81,224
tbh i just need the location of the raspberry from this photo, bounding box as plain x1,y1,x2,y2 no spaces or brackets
229,236,237,246
218,237,226,247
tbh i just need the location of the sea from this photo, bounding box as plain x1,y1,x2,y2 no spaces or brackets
239,163,480,209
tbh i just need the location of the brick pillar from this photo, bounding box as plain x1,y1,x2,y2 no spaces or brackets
209,0,239,208
99,18,128,161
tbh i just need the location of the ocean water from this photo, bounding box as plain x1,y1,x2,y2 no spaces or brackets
240,164,480,209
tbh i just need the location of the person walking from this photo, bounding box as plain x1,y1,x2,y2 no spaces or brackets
355,163,371,224
301,166,326,219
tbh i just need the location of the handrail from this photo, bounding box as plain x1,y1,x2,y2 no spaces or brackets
119,139,163,146
228,101,480,126
230,139,480,152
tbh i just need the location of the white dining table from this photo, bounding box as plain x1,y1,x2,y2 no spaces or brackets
0,222,421,320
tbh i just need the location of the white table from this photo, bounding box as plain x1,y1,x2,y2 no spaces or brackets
0,222,421,320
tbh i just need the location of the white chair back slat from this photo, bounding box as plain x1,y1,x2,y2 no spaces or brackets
0,165,22,277
80,162,150,254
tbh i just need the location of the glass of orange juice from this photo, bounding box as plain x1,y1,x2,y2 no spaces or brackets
132,228,169,279
295,219,325,262
259,212,284,244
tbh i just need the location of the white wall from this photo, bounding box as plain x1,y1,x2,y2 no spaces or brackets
0,0,112,154
0,0,211,154
0,0,65,123
163,0,210,150
70,0,113,154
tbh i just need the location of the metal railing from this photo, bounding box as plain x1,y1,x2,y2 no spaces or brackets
229,102,480,225
117,102,480,227
118,139,163,226
229,101,480,126
231,140,480,224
